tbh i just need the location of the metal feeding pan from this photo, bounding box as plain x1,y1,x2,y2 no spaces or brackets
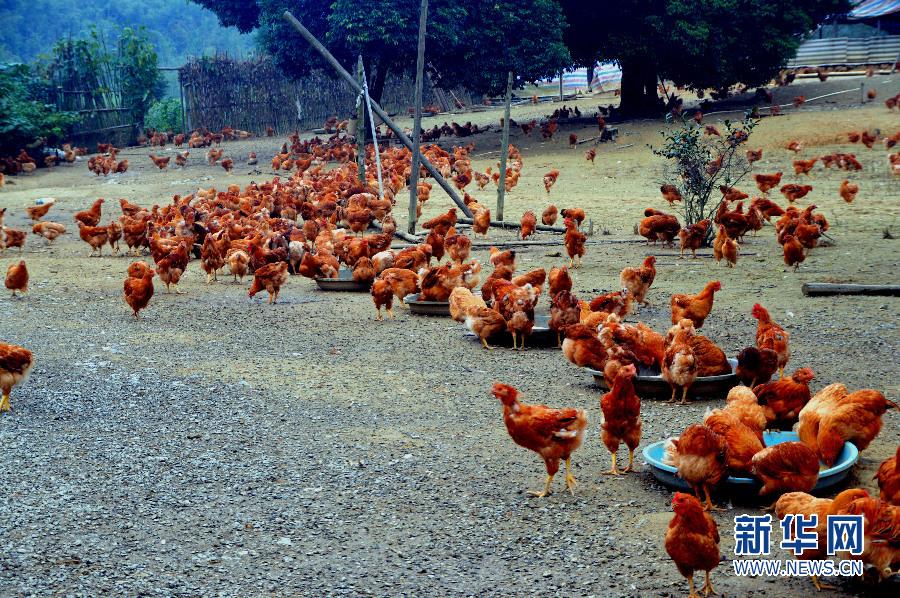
642,431,860,498
587,358,739,400
315,269,372,292
406,295,451,316
463,315,559,349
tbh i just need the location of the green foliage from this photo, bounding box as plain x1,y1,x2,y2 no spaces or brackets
0,0,254,70
650,112,759,235
196,0,568,100
117,26,164,125
146,98,184,132
560,0,852,114
0,62,77,154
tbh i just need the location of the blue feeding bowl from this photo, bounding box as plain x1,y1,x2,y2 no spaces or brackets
642,431,859,498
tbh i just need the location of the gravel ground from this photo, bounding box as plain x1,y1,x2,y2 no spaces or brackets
1,77,900,597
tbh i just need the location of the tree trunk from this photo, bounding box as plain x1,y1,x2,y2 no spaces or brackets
618,56,661,117
370,61,388,106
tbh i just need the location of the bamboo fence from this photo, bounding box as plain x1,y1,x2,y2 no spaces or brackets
177,55,475,136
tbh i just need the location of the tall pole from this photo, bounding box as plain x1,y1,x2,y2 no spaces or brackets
496,70,513,222
356,56,366,184
282,11,472,218
558,71,563,101
408,0,428,234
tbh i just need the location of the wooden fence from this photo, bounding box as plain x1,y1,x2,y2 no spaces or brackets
177,55,475,136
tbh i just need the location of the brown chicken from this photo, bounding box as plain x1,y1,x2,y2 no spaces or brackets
750,441,820,500
839,496,900,580
464,306,507,349
560,207,585,230
664,424,728,510
600,364,642,475
724,386,768,439
123,267,155,319
542,170,559,194
0,341,34,411
703,408,763,476
678,219,710,259
619,255,656,311
793,158,817,177
562,323,608,370
754,305,787,380
666,492,720,598
746,148,763,164
782,234,805,271
31,222,66,244
660,184,683,205
155,241,189,294
875,445,900,506
489,245,516,270
588,288,633,318
585,148,596,164
548,289,580,348
548,266,571,299
471,209,491,239
489,382,587,498
220,158,234,173
563,218,586,268
662,324,698,405
149,154,170,170
670,281,721,328
753,367,815,428
639,209,681,247
370,277,394,320
774,488,871,591
754,171,783,195
519,210,537,240
797,382,899,467
422,209,457,237
248,262,289,304
780,183,812,203
722,234,738,268
5,260,28,297
750,196,786,221
541,205,558,226
735,346,779,388
379,268,420,309
839,179,858,204
73,198,104,227
24,199,54,222
200,235,224,283
76,221,109,256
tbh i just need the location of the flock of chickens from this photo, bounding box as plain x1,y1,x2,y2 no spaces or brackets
2,90,900,597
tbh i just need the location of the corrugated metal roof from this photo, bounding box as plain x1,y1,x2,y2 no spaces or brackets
786,36,900,66
849,0,900,19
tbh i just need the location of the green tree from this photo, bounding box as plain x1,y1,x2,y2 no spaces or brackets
560,0,851,116
0,62,77,154
191,0,568,102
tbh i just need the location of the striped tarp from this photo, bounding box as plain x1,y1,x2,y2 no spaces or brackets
849,0,900,19
534,63,623,94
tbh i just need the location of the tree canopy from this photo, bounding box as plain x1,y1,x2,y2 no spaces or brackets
191,0,570,102
560,0,852,115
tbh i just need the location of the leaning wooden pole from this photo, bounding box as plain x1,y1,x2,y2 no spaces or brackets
496,71,513,222
408,0,428,234
356,56,366,184
282,11,473,218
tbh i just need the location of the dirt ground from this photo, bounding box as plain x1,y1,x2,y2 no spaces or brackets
1,74,899,597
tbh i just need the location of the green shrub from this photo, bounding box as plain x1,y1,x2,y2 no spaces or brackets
146,97,184,133
0,62,77,154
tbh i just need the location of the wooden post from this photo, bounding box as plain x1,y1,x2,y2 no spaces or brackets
496,71,513,222
558,71,563,102
408,0,428,234
802,283,900,297
356,56,366,184
281,10,473,218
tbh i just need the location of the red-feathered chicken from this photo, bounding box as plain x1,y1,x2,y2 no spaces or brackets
520,210,537,239
750,441,820,500
370,278,394,321
670,281,721,328
753,302,790,377
155,241,189,294
797,382,899,467
664,424,728,510
548,266,571,299
422,208,457,237
5,260,27,297
666,492,720,598
542,205,558,226
73,198,104,227
0,341,33,411
489,382,587,498
837,497,900,579
660,184,683,205
753,367,815,429
562,323,608,371
445,233,472,264
600,364,642,475
548,290,580,348
703,408,763,476
588,288,633,318
76,221,109,257
735,346,779,388
775,488,871,591
123,267,155,319
754,171,783,195
662,324,698,404
639,209,681,246
619,255,656,311
876,445,900,506
248,262,289,304
563,218,586,268
678,219,710,259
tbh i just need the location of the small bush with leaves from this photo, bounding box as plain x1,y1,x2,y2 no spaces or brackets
146,98,184,133
649,112,759,242
0,62,77,155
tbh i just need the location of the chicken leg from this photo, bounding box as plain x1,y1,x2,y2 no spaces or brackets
702,485,721,511
679,386,692,405
603,452,622,475
810,574,836,591
0,393,10,411
666,386,680,404
563,457,578,494
622,448,636,473
701,570,717,596
174,283,186,295
527,473,554,498
480,338,494,349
